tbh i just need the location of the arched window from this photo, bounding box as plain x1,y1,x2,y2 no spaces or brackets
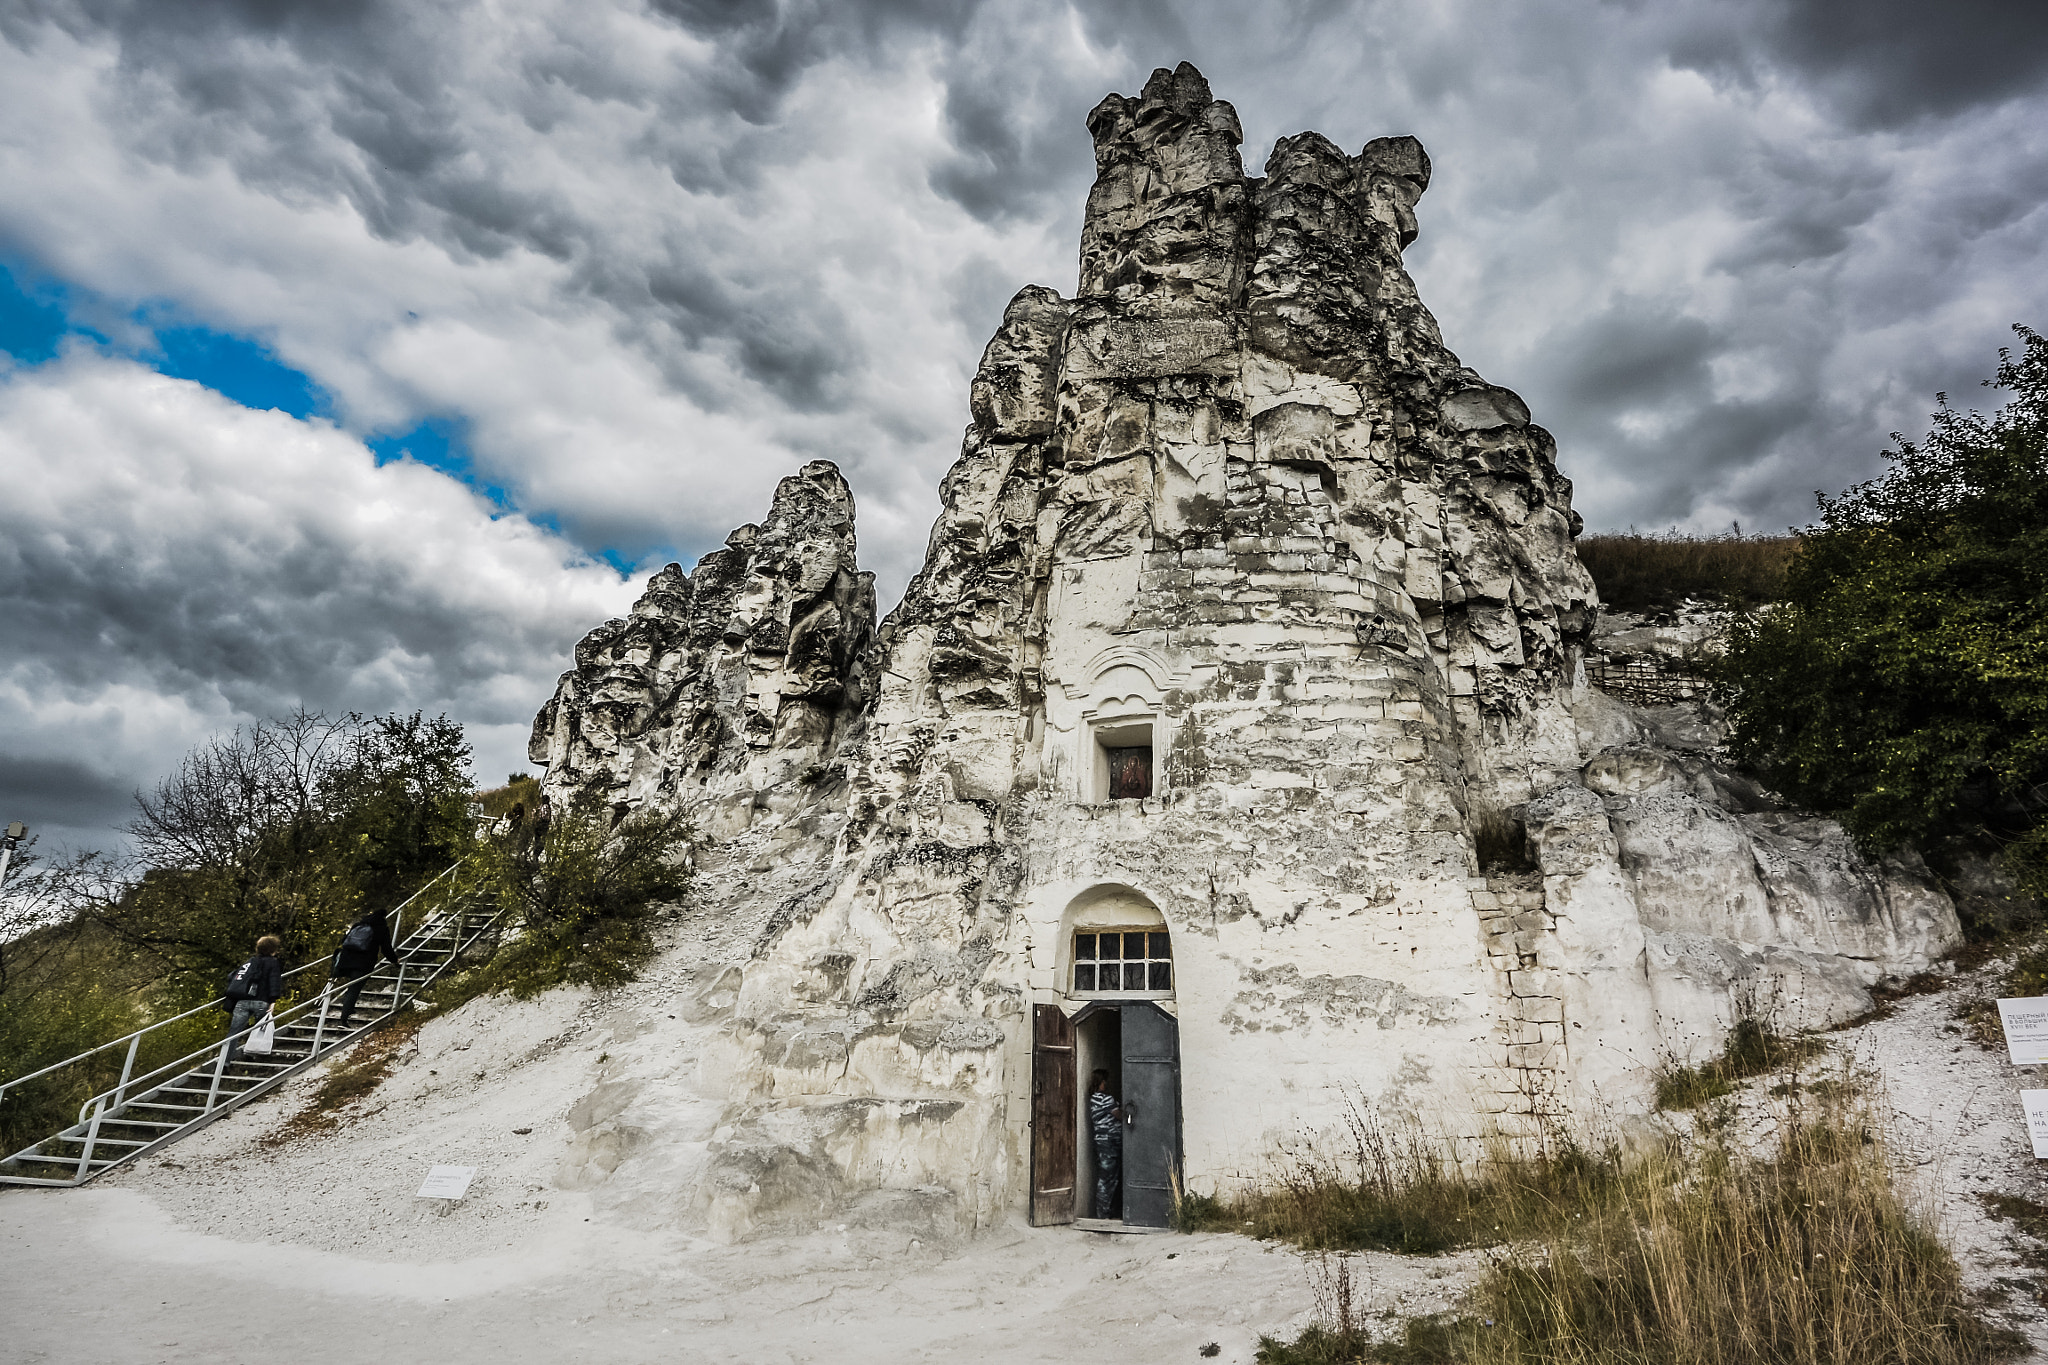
1060,884,1173,999
1072,928,1172,994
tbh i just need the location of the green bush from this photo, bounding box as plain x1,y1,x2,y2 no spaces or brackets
1719,325,2048,901
454,802,692,1000
101,710,476,993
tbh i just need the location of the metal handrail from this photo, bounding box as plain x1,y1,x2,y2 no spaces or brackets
69,884,488,1127
0,862,465,1107
0,887,506,1186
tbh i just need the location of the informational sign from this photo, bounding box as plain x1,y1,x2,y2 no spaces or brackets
1997,997,2048,1064
2022,1093,2048,1159
417,1165,477,1200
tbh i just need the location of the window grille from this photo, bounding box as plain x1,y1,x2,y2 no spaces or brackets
1072,930,1172,994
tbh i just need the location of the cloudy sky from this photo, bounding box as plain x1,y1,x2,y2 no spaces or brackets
2,0,2045,852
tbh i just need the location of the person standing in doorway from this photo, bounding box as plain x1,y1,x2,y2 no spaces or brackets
330,907,406,1029
1088,1068,1122,1219
224,935,283,1062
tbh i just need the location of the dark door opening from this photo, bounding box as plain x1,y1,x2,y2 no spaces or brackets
1075,1008,1123,1220
1031,1000,1181,1229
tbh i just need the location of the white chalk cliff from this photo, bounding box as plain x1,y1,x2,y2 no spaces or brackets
528,64,1960,1239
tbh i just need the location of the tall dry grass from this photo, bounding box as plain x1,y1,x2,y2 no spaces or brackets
1576,532,1799,615
1231,1087,2011,1365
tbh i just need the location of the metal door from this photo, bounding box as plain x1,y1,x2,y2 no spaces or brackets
1119,1001,1181,1228
1030,1004,1076,1225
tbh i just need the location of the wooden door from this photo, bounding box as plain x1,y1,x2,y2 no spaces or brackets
1120,1002,1182,1228
1031,1004,1076,1225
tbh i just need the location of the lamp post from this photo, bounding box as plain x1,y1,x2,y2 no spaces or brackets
0,822,23,891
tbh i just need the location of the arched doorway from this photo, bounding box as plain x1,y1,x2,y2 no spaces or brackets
1031,885,1183,1230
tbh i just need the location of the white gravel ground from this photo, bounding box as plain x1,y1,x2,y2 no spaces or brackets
8,951,2048,1363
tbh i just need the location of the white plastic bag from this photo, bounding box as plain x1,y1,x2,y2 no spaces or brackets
245,1011,276,1056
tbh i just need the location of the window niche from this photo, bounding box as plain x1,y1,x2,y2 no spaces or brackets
1059,883,1175,1002
1091,718,1155,802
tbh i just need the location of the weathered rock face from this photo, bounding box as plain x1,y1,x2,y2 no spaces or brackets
531,460,875,825
533,64,1960,1241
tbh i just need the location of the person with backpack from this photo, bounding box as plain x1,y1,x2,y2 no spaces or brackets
223,936,284,1062
330,907,406,1029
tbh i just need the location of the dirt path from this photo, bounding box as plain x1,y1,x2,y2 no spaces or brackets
0,1182,1497,1365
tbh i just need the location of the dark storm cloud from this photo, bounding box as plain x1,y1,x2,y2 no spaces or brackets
1547,304,1717,414
0,755,131,833
5,0,997,418
1527,297,1814,523
1672,0,2048,128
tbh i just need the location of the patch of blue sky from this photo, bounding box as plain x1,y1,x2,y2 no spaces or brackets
368,416,502,500
152,324,329,419
3,254,662,576
0,259,77,365
3,255,328,419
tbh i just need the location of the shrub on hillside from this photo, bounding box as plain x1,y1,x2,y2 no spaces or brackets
456,802,693,999
1719,325,2048,903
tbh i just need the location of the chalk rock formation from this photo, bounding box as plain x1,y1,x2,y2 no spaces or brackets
530,460,875,825
531,64,1959,1241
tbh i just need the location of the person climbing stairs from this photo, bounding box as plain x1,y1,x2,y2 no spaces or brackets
0,870,502,1186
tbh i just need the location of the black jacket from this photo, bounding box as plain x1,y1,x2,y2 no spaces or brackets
331,915,402,977
229,954,283,1004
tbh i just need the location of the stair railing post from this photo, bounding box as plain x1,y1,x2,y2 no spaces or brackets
111,1033,140,1109
312,983,331,1055
204,1035,232,1112
73,1097,106,1185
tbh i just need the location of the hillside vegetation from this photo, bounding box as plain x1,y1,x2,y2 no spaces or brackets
1719,326,2048,901
0,715,689,1157
1575,531,1797,615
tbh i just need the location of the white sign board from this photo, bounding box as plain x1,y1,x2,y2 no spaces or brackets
2022,1092,2048,1159
1998,997,2048,1064
416,1165,476,1200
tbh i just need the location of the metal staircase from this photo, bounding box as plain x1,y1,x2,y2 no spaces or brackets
0,864,503,1187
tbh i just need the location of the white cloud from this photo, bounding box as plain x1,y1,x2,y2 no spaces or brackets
0,349,635,849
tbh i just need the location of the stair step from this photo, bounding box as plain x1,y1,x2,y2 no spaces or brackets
0,876,503,1186
5,1151,123,1168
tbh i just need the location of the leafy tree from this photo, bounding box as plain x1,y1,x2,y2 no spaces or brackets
98,710,474,987
0,842,153,1149
1720,325,2048,898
